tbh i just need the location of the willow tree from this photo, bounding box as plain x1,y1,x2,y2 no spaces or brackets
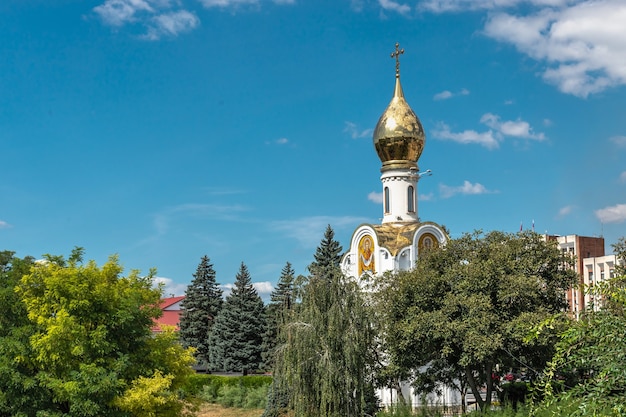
274,227,374,417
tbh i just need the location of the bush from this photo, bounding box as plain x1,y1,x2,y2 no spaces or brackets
197,375,272,409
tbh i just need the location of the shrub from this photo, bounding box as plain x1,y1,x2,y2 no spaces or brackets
197,375,272,409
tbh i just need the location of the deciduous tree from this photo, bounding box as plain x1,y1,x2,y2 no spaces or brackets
377,231,577,412
533,236,626,416
14,249,195,417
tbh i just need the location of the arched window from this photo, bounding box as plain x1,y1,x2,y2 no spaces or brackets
407,186,415,213
384,187,390,214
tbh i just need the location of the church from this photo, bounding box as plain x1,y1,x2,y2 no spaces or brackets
341,44,447,290
340,44,457,407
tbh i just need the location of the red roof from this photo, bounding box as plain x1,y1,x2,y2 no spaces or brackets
160,296,185,309
152,296,185,332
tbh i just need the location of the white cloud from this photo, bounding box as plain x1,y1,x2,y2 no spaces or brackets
419,192,434,201
557,205,573,218
271,216,369,248
264,137,290,145
480,113,545,140
253,281,274,296
433,88,469,100
198,0,258,7
439,180,494,198
433,90,452,100
432,122,500,149
483,1,626,97
144,10,199,40
419,0,578,13
620,172,626,183
344,121,373,139
0,220,11,229
94,0,200,39
595,203,626,224
94,0,154,26
433,113,545,149
153,276,188,296
610,135,626,148
378,0,411,14
368,191,383,204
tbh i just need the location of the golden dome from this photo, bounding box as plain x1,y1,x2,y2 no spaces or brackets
373,44,425,172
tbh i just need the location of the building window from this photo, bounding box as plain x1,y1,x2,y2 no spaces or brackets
600,270,605,281
407,186,415,213
610,269,615,279
589,271,593,283
384,187,390,214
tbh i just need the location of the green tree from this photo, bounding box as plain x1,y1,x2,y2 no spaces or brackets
261,262,296,417
308,224,343,278
274,228,374,417
377,231,577,412
209,262,266,375
532,236,626,416
179,255,223,368
0,251,53,416
13,250,195,417
262,261,296,369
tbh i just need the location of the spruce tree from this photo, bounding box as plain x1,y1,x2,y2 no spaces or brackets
209,262,266,375
179,256,223,368
261,262,296,417
262,262,296,369
308,224,343,278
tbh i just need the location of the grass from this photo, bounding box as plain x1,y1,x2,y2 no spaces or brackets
196,403,264,417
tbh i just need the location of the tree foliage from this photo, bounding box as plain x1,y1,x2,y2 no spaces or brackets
377,231,577,412
274,226,374,417
261,262,297,417
532,236,626,416
308,224,343,278
5,250,195,417
262,261,296,369
0,251,48,416
209,262,266,374
179,255,223,367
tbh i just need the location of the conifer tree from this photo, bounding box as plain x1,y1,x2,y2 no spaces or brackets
179,256,223,368
262,262,296,369
261,262,296,417
308,224,343,278
209,262,266,374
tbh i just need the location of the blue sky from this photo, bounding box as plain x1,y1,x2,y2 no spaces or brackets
2,0,625,299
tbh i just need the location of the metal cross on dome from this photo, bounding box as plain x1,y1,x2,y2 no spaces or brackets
390,42,404,77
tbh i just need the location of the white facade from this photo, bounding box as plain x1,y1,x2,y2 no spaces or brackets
341,222,447,279
582,254,624,311
341,44,453,409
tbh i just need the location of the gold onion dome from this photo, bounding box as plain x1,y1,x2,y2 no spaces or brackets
373,43,425,172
